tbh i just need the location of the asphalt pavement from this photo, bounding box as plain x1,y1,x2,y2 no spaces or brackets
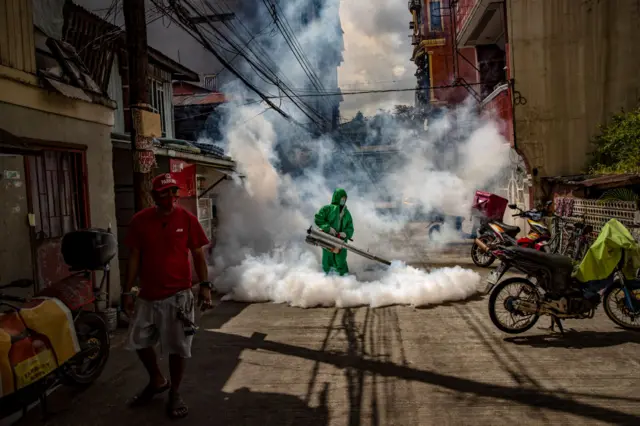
12,252,640,426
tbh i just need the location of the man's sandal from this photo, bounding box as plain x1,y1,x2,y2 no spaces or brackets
128,380,171,407
166,391,189,419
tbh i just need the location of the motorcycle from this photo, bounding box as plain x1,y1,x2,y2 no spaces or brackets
0,228,116,420
485,219,640,334
471,201,553,267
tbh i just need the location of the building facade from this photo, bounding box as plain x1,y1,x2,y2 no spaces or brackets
411,0,640,206
61,3,238,288
0,0,119,296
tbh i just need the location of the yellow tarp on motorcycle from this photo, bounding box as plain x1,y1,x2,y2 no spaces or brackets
574,219,640,283
0,298,80,397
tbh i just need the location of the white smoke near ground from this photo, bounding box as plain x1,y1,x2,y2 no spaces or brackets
207,98,509,308
198,0,511,308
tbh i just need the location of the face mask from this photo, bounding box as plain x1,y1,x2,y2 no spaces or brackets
155,195,178,210
340,197,346,206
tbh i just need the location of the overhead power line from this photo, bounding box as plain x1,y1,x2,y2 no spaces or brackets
263,81,490,97
153,0,326,134
178,0,331,128
261,0,333,113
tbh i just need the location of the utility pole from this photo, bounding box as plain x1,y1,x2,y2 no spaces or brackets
123,0,159,211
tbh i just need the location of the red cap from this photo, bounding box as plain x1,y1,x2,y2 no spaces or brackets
152,173,179,192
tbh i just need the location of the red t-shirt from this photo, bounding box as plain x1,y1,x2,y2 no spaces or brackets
125,206,210,301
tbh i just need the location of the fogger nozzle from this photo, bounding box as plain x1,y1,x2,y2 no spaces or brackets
305,227,391,266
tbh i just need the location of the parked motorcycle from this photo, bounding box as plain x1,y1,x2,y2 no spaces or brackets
486,219,640,334
0,228,116,420
471,201,553,267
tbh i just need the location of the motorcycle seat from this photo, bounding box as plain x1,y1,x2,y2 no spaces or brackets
509,246,574,272
496,221,521,237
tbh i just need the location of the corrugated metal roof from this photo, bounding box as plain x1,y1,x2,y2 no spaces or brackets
173,92,227,106
111,133,232,163
544,173,640,188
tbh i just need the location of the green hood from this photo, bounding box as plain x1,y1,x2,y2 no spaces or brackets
331,188,348,205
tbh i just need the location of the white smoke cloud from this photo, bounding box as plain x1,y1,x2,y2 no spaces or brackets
208,96,509,308
158,0,510,309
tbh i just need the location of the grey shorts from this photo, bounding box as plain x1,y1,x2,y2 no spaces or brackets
125,288,195,358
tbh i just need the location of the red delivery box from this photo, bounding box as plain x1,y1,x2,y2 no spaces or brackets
472,191,508,221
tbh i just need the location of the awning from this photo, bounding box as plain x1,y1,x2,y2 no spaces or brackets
198,167,243,198
0,128,41,155
43,77,92,102
173,92,227,106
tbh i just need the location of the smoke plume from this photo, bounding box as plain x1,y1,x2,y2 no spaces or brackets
196,0,511,308
207,98,509,308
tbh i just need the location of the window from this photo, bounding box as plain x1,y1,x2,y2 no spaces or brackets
28,151,88,240
430,1,442,32
148,77,167,137
148,77,174,138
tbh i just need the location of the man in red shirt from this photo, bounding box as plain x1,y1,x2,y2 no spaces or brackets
122,172,212,419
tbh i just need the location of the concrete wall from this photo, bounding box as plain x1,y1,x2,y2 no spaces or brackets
508,0,640,180
0,155,33,286
0,102,120,302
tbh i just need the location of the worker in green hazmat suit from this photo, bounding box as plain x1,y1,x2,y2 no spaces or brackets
314,188,354,276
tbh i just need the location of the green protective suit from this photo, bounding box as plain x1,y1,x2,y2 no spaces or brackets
314,188,354,276
574,218,640,283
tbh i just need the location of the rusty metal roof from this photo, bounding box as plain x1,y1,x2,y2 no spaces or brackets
173,92,227,106
544,173,640,188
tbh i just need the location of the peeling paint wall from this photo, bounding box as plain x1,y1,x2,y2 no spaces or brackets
0,155,33,285
508,0,640,178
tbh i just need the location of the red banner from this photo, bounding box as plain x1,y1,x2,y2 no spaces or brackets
170,159,196,197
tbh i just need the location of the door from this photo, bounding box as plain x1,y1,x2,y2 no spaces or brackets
26,150,89,289
0,154,33,287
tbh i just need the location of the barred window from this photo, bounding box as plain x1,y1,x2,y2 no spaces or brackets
28,150,88,240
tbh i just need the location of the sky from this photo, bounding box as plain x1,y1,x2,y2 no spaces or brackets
338,0,416,119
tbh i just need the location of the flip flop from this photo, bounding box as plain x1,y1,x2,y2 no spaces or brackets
128,380,171,407
166,391,189,419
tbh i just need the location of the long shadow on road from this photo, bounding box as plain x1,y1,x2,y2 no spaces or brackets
504,330,640,349
15,322,329,426
210,329,640,425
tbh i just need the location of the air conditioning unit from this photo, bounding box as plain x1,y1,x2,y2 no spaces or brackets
202,74,218,91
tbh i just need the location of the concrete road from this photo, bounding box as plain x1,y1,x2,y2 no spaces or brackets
13,263,640,426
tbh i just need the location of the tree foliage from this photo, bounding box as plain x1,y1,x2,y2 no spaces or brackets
589,106,640,174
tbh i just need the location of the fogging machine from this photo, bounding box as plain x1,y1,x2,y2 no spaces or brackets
305,227,391,266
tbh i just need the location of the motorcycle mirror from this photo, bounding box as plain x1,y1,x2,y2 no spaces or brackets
508,204,517,209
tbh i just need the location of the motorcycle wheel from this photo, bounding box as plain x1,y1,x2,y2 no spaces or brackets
488,277,541,334
603,285,640,331
62,312,110,386
471,235,495,267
